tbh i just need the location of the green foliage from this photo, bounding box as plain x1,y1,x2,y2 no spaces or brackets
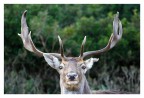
4,4,140,94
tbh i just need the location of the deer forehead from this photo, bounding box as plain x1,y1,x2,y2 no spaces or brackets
62,57,84,65
61,58,84,74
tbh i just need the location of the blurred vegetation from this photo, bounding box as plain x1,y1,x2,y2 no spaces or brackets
4,4,140,94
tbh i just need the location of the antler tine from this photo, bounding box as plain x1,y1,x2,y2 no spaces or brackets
58,35,65,58
83,12,123,59
109,12,122,48
18,10,43,56
18,10,61,59
79,36,86,58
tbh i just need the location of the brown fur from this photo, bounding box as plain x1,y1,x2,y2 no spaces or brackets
60,58,83,91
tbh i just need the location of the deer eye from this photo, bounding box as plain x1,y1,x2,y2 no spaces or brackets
81,66,86,69
59,66,63,69
59,63,64,70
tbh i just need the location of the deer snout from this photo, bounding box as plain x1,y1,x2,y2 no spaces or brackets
66,72,78,81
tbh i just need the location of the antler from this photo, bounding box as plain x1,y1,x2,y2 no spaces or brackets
18,10,61,58
79,36,86,58
58,35,66,59
81,12,123,59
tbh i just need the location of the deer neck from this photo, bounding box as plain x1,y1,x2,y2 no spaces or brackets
60,76,91,94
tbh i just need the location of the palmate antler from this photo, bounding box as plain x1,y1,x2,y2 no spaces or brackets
80,12,123,59
18,10,62,59
18,10,122,60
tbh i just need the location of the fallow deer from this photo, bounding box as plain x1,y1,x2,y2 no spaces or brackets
18,10,122,94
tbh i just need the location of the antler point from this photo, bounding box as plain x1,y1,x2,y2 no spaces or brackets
58,35,61,42
24,10,27,12
23,10,27,17
116,12,119,17
82,36,86,45
18,33,21,36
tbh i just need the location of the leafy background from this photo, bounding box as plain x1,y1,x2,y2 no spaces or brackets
4,4,140,94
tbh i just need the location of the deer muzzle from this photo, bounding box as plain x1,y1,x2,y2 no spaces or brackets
65,72,79,84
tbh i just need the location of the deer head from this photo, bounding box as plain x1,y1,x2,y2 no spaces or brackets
18,10,122,94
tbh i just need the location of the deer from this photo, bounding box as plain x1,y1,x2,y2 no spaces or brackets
18,10,122,94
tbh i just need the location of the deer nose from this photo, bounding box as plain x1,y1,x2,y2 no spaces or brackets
66,72,78,81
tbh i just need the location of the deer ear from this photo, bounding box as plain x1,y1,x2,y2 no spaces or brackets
43,53,60,69
84,58,99,69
